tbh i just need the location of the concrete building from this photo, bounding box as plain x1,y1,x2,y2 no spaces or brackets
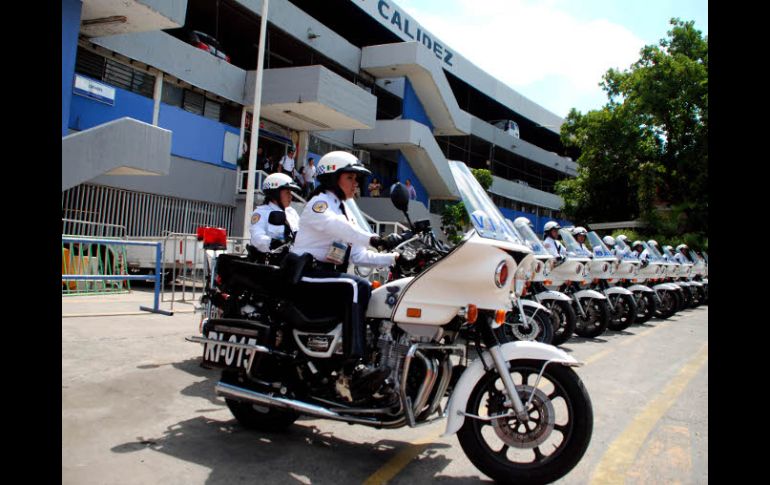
62,0,576,239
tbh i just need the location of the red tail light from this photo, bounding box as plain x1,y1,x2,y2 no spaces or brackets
495,261,509,288
203,227,227,250
196,41,210,52
225,55,231,63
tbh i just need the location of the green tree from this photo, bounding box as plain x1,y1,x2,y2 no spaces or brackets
558,19,707,244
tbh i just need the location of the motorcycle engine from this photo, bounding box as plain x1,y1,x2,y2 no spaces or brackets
376,320,413,384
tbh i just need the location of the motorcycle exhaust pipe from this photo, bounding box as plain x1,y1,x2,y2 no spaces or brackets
215,382,403,427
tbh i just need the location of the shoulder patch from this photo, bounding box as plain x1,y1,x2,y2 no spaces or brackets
312,201,328,213
251,213,261,224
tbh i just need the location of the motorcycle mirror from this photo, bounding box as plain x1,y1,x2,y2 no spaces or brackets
390,183,410,212
268,211,286,226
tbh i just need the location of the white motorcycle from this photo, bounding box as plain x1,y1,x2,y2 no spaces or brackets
547,230,611,339
584,231,638,331
188,162,593,484
610,238,657,324
510,218,577,346
637,242,682,318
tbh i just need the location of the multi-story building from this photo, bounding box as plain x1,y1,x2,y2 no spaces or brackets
62,0,576,240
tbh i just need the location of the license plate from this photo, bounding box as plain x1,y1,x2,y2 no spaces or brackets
202,329,260,369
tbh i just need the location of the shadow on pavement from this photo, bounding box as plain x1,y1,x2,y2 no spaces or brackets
110,416,476,484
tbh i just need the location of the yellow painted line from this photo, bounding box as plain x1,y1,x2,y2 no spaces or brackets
362,432,441,485
362,321,680,484
589,344,708,485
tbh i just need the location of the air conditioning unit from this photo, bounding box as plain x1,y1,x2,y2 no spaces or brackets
353,149,371,166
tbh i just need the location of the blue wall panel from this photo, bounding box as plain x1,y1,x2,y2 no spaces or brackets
398,79,431,205
159,105,229,167
62,0,82,136
69,83,154,130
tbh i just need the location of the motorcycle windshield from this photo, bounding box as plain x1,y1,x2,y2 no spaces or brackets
702,252,709,264
343,198,376,239
661,246,678,262
614,238,638,261
448,161,525,246
642,242,664,262
587,231,615,259
558,228,592,257
509,219,550,256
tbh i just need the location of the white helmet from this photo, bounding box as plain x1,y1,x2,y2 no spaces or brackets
676,244,689,252
663,245,674,252
603,235,616,247
647,239,659,248
316,151,371,183
572,226,588,237
513,216,533,228
617,235,629,243
632,240,644,249
543,221,561,232
262,173,300,201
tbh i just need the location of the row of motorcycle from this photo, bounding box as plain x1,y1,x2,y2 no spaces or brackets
499,219,709,346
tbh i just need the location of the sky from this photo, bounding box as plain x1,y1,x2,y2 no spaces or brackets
395,0,708,118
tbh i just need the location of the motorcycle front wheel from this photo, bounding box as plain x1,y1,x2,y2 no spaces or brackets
500,306,554,344
634,292,656,324
607,294,637,331
654,290,678,319
457,359,593,485
574,298,610,338
544,299,576,346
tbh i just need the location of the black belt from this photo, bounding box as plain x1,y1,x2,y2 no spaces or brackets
310,259,346,272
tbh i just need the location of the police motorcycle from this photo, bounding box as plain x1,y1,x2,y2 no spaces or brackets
666,244,706,308
187,161,594,484
687,249,708,304
636,241,682,318
609,237,657,324
647,241,692,311
510,217,577,346
546,229,611,339
583,231,638,331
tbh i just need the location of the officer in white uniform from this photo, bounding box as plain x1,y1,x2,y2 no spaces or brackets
603,235,619,258
249,173,300,254
639,240,654,264
542,221,567,259
291,151,402,393
572,226,592,257
614,235,631,258
673,244,691,264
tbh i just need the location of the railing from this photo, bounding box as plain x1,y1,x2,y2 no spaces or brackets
61,236,171,315
359,211,409,236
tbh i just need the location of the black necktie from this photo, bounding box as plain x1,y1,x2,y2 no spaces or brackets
338,202,352,269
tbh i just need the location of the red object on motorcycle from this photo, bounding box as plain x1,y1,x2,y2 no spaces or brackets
196,226,208,241
203,227,227,250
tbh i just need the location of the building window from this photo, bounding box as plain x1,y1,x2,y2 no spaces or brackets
75,47,154,98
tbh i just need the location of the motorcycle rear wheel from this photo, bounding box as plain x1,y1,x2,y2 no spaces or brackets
574,298,609,338
221,371,299,432
457,359,593,485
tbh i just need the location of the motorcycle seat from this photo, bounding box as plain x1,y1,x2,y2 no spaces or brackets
278,303,340,332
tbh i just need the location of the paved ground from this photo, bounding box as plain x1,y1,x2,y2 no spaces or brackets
62,290,707,484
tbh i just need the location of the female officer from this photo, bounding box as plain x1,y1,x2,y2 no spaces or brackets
291,151,402,394
249,173,301,258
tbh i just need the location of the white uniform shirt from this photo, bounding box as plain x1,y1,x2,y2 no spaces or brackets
673,252,689,264
280,154,295,174
639,249,651,263
303,164,316,184
291,191,396,268
543,236,566,258
576,242,592,258
249,202,300,252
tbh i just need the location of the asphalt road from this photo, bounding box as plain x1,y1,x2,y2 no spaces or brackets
62,294,707,484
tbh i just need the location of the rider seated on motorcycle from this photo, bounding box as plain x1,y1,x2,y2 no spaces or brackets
572,227,592,257
290,151,402,396
249,173,301,259
633,240,649,265
543,221,567,260
673,244,691,264
614,235,631,258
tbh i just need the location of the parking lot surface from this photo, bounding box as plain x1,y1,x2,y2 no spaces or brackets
62,291,707,484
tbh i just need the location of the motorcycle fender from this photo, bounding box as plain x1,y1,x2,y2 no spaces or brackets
533,290,572,303
628,284,654,293
677,281,691,287
653,283,679,291
442,341,579,437
604,287,633,296
519,299,551,314
574,289,606,300
688,281,703,288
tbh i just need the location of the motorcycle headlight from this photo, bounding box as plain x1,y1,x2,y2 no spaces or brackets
495,260,510,288
513,267,528,296
575,263,584,275
532,260,544,274
601,263,609,273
